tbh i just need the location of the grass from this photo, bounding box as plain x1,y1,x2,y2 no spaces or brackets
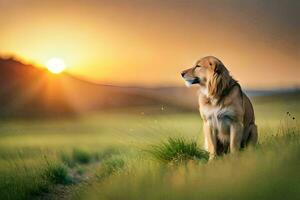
83,141,300,200
149,137,209,164
71,148,92,165
60,148,94,167
96,156,125,179
0,159,49,200
0,94,299,200
43,162,71,184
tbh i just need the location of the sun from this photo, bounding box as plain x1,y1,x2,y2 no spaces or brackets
46,58,66,74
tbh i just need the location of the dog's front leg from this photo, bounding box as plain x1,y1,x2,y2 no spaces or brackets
230,122,243,153
203,121,217,160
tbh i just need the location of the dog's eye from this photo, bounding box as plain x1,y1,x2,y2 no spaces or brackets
195,65,201,68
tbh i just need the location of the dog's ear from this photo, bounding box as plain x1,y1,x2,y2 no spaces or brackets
214,62,224,75
208,63,230,98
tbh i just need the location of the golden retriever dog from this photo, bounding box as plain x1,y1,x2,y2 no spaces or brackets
181,56,257,160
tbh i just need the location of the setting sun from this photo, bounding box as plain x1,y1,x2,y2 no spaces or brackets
46,58,66,74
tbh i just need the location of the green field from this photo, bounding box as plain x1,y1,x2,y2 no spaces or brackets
0,93,299,200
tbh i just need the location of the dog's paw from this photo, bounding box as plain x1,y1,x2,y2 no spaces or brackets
208,154,217,162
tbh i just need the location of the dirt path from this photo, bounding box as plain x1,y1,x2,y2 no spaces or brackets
36,163,100,200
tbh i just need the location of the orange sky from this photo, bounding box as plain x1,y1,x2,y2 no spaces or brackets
0,0,299,88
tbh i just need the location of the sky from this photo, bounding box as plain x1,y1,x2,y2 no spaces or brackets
0,0,299,88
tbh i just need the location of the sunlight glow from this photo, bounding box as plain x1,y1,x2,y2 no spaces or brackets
46,58,66,74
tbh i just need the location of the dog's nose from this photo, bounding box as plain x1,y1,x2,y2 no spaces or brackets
181,72,186,77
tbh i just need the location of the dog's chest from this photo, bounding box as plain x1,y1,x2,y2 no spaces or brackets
200,106,235,124
201,106,235,142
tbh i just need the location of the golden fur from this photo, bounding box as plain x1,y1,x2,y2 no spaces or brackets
181,56,257,160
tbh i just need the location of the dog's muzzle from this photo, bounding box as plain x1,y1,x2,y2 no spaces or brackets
181,73,200,87
190,78,200,84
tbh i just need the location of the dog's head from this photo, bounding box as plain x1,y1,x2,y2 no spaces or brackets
181,56,231,97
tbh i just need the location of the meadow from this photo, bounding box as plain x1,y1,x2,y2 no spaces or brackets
0,93,299,200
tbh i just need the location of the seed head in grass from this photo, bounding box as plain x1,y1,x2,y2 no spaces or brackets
149,137,209,164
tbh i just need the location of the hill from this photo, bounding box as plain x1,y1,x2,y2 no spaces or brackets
0,58,198,117
0,57,299,117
